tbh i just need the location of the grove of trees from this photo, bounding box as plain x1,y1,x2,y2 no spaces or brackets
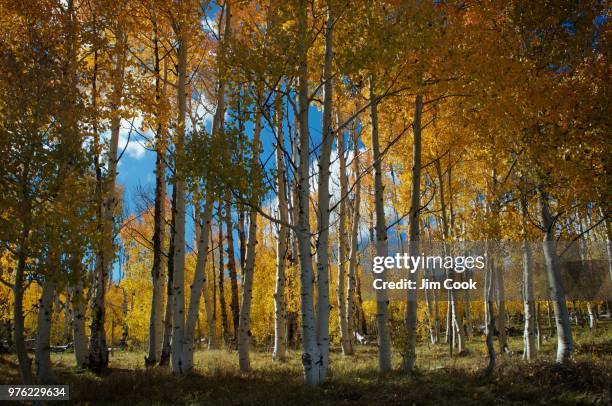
0,0,609,394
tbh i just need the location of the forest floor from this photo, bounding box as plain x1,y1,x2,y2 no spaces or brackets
1,322,611,405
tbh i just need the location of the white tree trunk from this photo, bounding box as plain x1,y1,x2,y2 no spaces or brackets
273,91,289,362
225,195,240,344
484,243,496,376
146,31,167,366
495,262,509,353
160,187,176,366
147,140,166,366
539,190,573,363
337,117,352,356
346,125,361,355
369,77,392,373
89,24,126,373
182,201,213,373
68,251,88,369
313,5,334,381
171,25,188,375
237,105,262,372
35,278,56,384
217,205,229,344
295,0,321,385
521,187,537,360
402,95,422,373
578,211,598,330
435,159,465,356
62,289,71,344
72,279,88,369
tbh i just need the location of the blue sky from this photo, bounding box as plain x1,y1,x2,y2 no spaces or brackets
116,103,324,217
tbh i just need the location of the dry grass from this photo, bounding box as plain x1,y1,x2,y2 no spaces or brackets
1,323,610,405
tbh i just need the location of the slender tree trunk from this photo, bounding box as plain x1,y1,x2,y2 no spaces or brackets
401,95,422,373
62,289,72,344
463,279,472,340
14,242,32,384
35,278,56,384
495,262,509,353
237,103,262,372
337,117,352,356
273,91,289,362
210,23,228,345
521,186,537,360
217,204,229,345
356,272,367,335
370,77,392,374
445,294,451,346
346,125,361,353
225,195,240,345
536,301,542,349
312,4,334,382
89,26,126,373
435,160,465,354
295,1,322,385
171,23,188,375
449,166,466,354
182,201,213,373
484,242,496,376
159,187,176,367
539,190,573,363
68,249,88,369
422,219,436,344
578,211,598,330
146,29,167,366
211,230,217,341
432,280,440,344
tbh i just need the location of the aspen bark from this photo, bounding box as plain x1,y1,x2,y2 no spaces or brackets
370,77,392,373
225,195,240,344
295,0,321,385
159,186,176,367
346,126,361,352
35,278,56,384
62,291,72,344
237,106,262,372
484,243,496,376
218,204,229,345
89,26,126,373
211,225,218,343
182,201,213,373
578,211,598,330
539,190,573,363
145,22,167,367
401,95,422,373
69,251,88,369
495,262,509,353
313,4,334,380
273,91,289,362
521,185,537,360
337,119,352,356
171,22,188,375
435,159,465,354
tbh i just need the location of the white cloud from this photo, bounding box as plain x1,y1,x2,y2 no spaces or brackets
118,117,148,160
